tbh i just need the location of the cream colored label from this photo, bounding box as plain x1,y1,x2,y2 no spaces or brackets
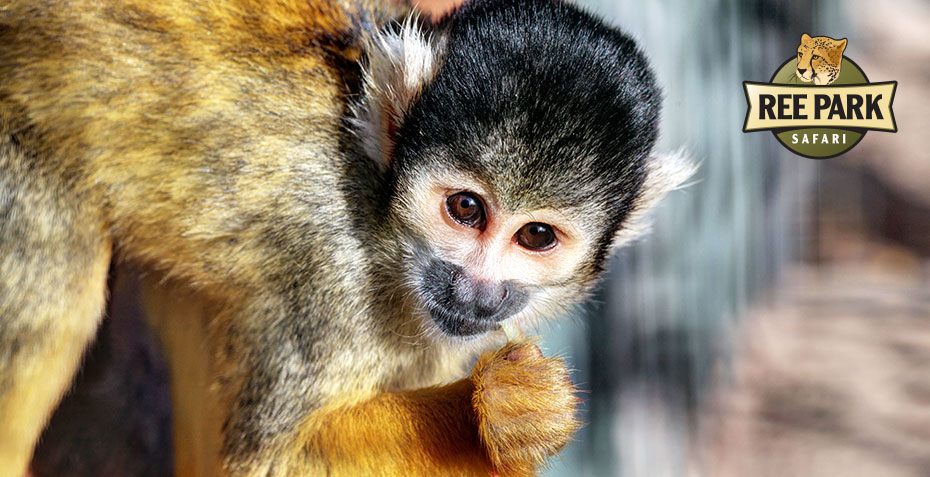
743,82,897,132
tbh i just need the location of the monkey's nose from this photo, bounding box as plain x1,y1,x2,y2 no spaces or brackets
473,281,508,318
452,277,507,319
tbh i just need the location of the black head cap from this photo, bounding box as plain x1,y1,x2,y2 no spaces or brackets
392,0,662,231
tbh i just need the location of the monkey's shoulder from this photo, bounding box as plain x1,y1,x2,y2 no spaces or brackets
0,0,399,293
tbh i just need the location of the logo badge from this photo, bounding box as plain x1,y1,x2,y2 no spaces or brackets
743,34,897,159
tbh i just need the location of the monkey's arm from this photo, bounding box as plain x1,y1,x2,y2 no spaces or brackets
307,379,492,475
305,342,579,477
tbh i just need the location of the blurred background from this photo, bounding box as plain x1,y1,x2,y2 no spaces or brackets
31,0,930,476
534,0,930,476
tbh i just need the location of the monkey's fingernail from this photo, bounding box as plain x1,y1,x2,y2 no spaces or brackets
501,320,522,341
505,344,542,361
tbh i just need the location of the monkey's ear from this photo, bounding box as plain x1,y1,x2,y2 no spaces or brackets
352,15,445,169
612,150,697,249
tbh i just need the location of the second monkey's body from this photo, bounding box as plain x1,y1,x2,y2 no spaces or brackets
0,0,692,475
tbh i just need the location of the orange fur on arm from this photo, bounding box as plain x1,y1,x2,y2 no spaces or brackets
303,342,578,477
305,379,494,476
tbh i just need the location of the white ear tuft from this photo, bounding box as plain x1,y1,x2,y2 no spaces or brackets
351,14,445,169
612,149,698,248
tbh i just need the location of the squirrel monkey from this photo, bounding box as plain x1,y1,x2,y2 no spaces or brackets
0,0,693,475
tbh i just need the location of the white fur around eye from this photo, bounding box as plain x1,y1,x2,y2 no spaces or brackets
351,15,446,169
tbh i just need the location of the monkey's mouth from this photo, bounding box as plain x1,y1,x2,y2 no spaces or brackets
426,305,501,337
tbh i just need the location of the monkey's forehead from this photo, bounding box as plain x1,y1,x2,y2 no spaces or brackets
394,80,653,216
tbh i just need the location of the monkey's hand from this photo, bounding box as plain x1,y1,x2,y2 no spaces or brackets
303,341,577,476
472,341,580,477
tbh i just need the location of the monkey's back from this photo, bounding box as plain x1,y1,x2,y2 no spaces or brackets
0,0,400,290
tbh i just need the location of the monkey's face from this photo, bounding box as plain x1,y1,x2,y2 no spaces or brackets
391,168,604,338
361,0,695,340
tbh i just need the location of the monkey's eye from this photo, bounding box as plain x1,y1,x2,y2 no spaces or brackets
515,222,557,251
446,192,486,229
